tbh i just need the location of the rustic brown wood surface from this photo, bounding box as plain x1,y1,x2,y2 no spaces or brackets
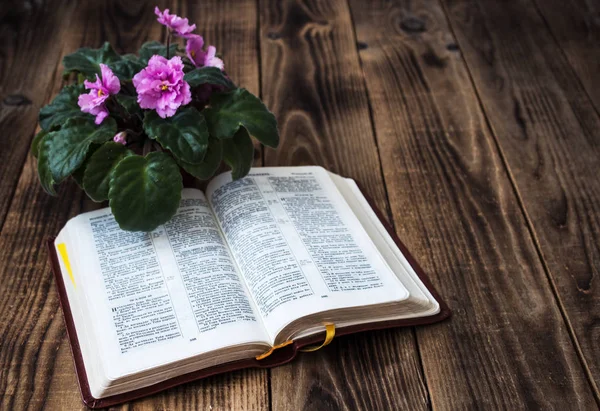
531,0,600,111
440,0,600,399
0,0,598,410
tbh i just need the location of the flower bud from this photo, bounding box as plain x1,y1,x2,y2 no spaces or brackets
113,131,127,145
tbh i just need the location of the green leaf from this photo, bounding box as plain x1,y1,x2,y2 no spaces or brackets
115,94,141,116
83,142,133,202
37,133,57,195
63,42,121,78
204,88,279,148
138,41,178,63
46,117,117,183
39,84,87,131
108,55,145,81
72,167,85,187
108,152,183,232
177,139,223,180
184,67,235,89
31,129,48,158
143,107,209,164
223,128,254,180
72,144,101,187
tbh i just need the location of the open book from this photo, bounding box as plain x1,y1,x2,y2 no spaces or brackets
48,166,450,407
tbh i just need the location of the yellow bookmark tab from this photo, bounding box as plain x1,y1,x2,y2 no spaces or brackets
57,243,75,288
255,339,293,360
300,323,335,353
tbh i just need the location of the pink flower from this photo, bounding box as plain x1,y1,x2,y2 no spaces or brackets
154,7,196,38
186,35,224,70
132,55,191,118
203,46,224,70
185,35,204,65
77,64,120,124
113,131,127,145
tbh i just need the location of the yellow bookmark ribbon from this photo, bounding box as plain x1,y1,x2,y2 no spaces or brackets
299,323,335,352
255,340,293,360
57,243,75,288
255,324,336,360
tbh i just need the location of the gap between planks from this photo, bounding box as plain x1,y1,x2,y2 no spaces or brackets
343,0,435,409
436,0,600,404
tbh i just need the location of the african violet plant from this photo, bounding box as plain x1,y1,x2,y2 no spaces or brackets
32,7,278,232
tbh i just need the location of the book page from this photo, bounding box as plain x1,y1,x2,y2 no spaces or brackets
65,189,269,380
328,173,439,317
206,167,409,340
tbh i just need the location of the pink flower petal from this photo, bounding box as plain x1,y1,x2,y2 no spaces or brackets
84,74,103,91
154,7,196,37
185,35,204,67
100,64,121,95
94,107,109,124
204,46,224,70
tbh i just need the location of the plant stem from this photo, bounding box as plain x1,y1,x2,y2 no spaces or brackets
143,138,152,156
166,33,171,59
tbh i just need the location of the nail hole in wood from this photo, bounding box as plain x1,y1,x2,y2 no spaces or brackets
400,17,426,34
3,94,32,106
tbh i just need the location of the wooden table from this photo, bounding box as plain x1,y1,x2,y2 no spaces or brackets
1,0,598,409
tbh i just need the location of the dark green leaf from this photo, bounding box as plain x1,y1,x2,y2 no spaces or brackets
108,152,183,232
37,133,57,195
143,107,209,164
115,94,141,116
138,41,178,63
31,129,48,158
108,56,145,81
223,128,254,180
39,84,87,131
83,142,133,202
177,139,223,180
46,117,117,183
72,167,85,187
204,88,279,147
184,67,235,89
63,42,121,78
72,144,101,187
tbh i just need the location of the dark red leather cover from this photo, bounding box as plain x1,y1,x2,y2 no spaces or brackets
46,193,450,408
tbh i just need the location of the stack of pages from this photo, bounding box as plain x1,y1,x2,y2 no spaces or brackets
49,166,450,407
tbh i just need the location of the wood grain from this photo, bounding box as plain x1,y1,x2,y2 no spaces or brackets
0,160,86,410
181,0,264,169
532,0,600,111
0,1,268,409
2,0,599,409
440,0,600,397
259,0,430,409
348,0,598,409
0,0,77,230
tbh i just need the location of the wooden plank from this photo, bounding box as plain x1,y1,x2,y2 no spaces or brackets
180,0,264,169
0,1,78,230
0,161,86,410
348,0,599,409
0,0,268,409
531,0,600,111
440,0,600,397
259,0,431,409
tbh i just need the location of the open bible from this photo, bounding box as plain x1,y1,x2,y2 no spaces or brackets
48,166,450,407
